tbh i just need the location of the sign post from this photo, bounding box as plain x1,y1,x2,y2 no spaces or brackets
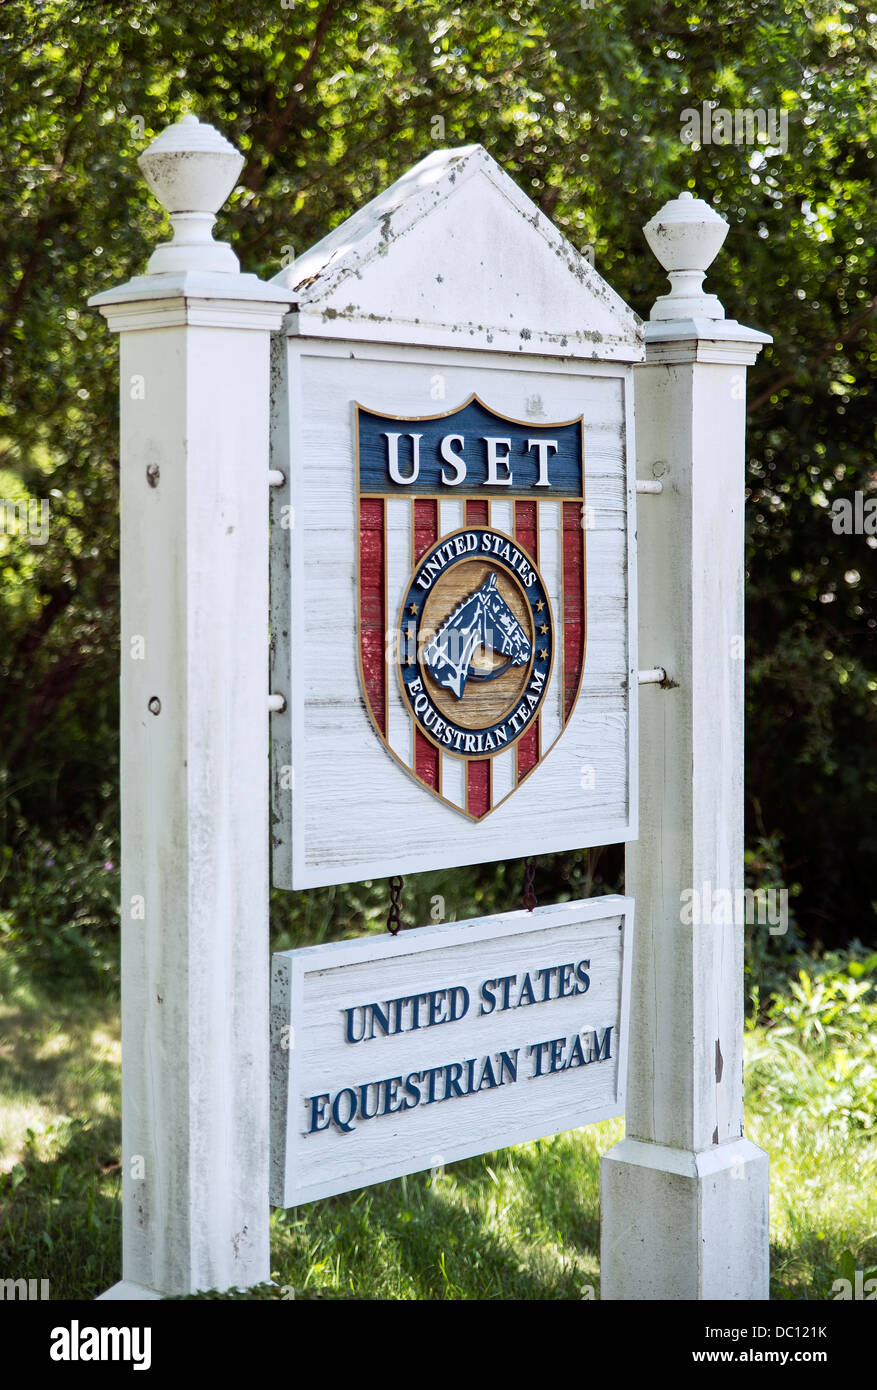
90,117,291,1299
600,194,772,1299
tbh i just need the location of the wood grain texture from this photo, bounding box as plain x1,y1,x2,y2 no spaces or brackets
413,497,437,563
271,896,634,1205
441,754,467,810
440,498,465,535
411,499,439,788
359,497,386,735
537,501,564,754
386,498,411,763
466,757,490,817
563,499,586,720
601,301,771,1302
114,309,283,1295
515,499,540,779
626,353,751,1151
490,498,514,536
492,744,516,802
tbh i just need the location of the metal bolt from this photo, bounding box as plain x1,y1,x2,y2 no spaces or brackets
148,696,161,715
146,463,160,488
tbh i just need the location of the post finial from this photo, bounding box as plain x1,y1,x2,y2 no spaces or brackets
138,115,245,274
643,191,729,321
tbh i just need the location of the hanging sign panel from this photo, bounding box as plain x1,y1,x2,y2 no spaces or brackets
270,348,637,887
270,896,633,1207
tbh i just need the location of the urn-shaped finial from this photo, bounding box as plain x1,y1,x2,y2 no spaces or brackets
138,115,245,274
643,191,729,321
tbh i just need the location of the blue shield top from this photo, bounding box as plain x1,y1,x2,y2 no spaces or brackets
357,394,583,497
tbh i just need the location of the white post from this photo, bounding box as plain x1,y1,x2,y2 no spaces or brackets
601,193,772,1300
90,116,291,1298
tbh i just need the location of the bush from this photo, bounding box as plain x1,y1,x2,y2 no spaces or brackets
0,823,120,988
747,945,877,1140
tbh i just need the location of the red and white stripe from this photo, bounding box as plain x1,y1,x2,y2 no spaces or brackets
359,495,584,821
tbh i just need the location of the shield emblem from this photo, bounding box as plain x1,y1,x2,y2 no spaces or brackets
356,394,586,820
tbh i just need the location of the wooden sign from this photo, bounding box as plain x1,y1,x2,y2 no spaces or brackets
270,145,642,888
94,117,771,1301
270,897,633,1207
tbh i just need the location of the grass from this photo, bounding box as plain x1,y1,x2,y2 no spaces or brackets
1,943,876,1301
0,956,122,1297
745,959,877,1300
264,1122,613,1301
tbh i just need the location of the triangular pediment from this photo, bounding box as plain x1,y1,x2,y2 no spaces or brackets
273,145,643,361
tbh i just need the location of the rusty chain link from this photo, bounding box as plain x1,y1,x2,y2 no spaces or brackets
387,875,404,935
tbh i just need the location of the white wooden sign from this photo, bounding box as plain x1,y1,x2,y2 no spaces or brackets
269,145,642,888
270,896,633,1207
93,114,771,1301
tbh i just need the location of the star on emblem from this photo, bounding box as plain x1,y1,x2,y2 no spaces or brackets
408,603,418,616
538,648,548,662
535,600,545,612
539,624,548,635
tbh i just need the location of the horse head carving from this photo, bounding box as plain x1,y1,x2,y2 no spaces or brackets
423,572,531,700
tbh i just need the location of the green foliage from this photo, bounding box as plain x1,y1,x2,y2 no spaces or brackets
748,945,877,1139
0,824,120,987
0,0,873,942
745,944,877,1298
744,831,806,1012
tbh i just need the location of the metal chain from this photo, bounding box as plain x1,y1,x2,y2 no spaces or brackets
522,856,537,913
387,875,404,935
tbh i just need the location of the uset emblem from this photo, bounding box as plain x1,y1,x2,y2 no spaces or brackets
356,393,587,820
399,527,553,759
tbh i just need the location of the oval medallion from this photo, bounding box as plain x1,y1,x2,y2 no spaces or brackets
397,527,554,759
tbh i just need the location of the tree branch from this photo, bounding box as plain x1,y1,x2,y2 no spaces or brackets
0,60,93,383
237,0,342,203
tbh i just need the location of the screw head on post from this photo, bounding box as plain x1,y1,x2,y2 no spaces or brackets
138,115,245,275
643,191,729,322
